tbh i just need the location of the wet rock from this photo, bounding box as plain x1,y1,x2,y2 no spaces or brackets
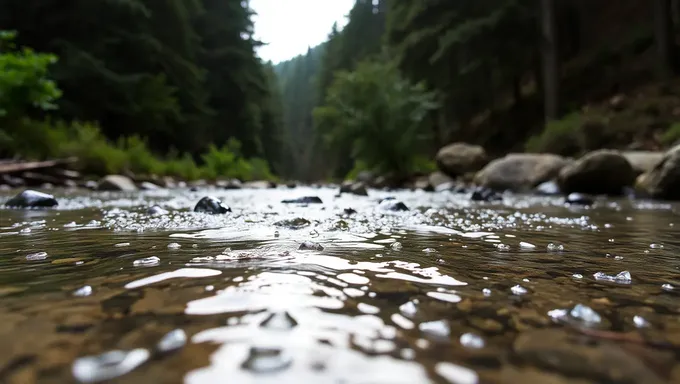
474,153,569,191
97,175,138,192
636,144,680,200
428,171,455,191
281,196,323,204
514,329,667,384
84,180,98,190
219,179,242,190
274,217,311,229
286,181,297,189
298,241,323,251
72,348,150,383
470,186,502,202
342,208,357,216
621,151,664,176
189,179,208,189
193,196,231,214
139,181,161,190
378,199,409,211
339,181,368,196
436,142,488,177
558,150,635,195
147,205,169,215
534,180,561,195
161,176,177,189
565,192,593,205
4,189,58,208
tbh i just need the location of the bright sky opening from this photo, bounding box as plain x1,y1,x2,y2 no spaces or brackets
250,0,354,64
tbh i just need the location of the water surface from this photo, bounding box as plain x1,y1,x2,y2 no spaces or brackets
1,187,679,383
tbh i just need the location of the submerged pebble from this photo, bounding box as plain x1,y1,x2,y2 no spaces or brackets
72,349,150,383
281,196,323,204
298,241,323,251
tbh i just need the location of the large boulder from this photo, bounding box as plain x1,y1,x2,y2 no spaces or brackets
97,175,137,191
474,153,569,191
636,144,680,200
621,151,664,176
428,171,455,191
436,142,488,177
558,149,635,195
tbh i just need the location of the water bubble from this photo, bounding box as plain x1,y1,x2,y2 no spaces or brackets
547,243,564,251
72,349,150,383
390,242,403,250
241,346,292,373
482,288,491,297
205,285,214,292
510,285,528,295
661,283,674,291
496,244,510,251
572,273,583,279
132,256,160,267
459,333,484,349
167,243,181,250
26,251,48,261
73,285,93,297
157,329,187,353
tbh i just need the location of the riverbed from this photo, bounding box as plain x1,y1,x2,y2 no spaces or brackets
1,186,679,383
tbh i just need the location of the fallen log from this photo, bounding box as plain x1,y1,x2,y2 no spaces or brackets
0,157,78,174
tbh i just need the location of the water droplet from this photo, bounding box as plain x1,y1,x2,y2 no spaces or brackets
157,329,187,353
167,243,181,250
662,283,674,291
133,256,160,267
390,242,403,250
73,285,93,297
19,228,31,234
650,243,664,249
482,288,491,297
614,255,624,260
519,242,535,249
399,301,418,317
459,333,484,349
570,304,601,324
240,346,292,373
72,349,150,383
419,320,450,338
510,285,527,295
572,273,583,279
114,243,130,247
26,251,47,261
260,312,298,331
496,244,510,251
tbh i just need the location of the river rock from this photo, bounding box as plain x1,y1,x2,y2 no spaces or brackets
428,171,455,191
621,151,664,176
4,189,58,208
470,186,503,202
194,196,231,214
565,192,594,205
558,150,635,195
378,199,409,211
339,181,368,196
139,181,161,190
534,180,561,195
436,142,488,177
147,205,169,215
635,144,680,200
218,179,242,190
243,180,276,189
474,153,569,191
281,196,323,204
97,175,138,191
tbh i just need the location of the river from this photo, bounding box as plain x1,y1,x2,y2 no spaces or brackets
0,186,679,383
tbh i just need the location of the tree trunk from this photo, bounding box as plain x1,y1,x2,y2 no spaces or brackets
653,0,675,80
540,0,559,123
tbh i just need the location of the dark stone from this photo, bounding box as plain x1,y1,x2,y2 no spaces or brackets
274,218,311,229
221,179,243,190
298,241,324,251
378,199,409,211
147,205,169,215
281,196,323,204
565,192,593,206
4,189,58,208
535,180,561,196
286,182,297,189
470,187,503,202
342,208,357,216
339,181,368,196
194,196,231,214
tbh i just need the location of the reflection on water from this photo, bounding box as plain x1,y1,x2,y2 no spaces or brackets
1,187,679,383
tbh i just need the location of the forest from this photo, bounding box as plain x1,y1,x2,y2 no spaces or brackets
1,0,680,182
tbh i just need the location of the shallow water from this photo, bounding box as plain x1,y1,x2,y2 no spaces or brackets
1,186,679,383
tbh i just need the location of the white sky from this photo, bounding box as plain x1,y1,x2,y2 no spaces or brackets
250,0,354,63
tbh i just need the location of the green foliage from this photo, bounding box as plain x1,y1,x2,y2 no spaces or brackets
0,31,61,118
525,113,611,156
314,60,438,177
661,122,680,146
